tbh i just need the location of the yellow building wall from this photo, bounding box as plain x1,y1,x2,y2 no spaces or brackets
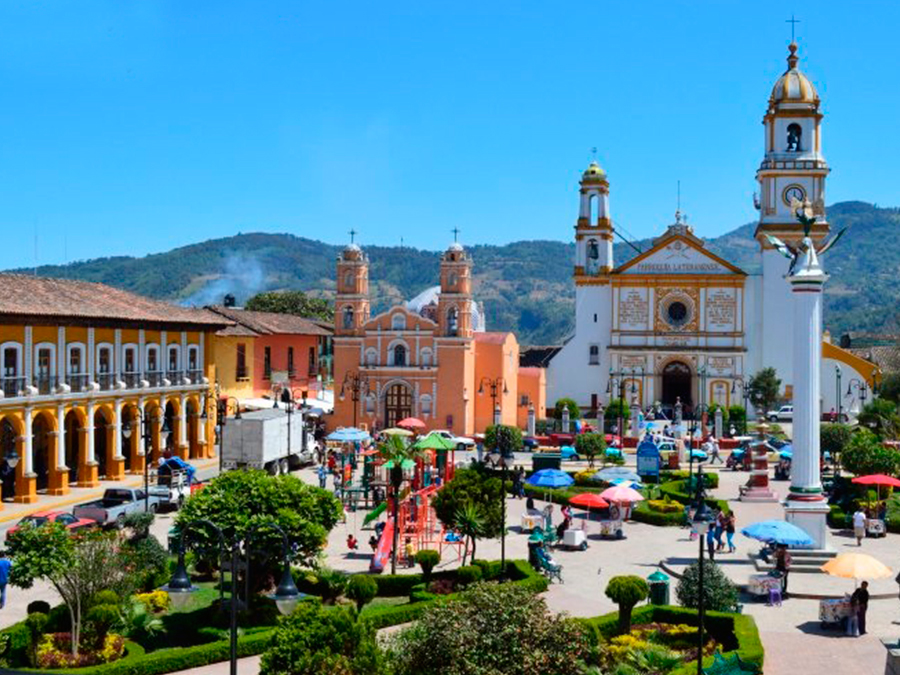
213,335,255,400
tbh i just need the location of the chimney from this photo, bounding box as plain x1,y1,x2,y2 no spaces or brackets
224,293,236,308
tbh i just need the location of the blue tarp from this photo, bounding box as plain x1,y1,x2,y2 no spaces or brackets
159,456,197,484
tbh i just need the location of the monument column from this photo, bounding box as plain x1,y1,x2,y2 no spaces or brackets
784,239,830,548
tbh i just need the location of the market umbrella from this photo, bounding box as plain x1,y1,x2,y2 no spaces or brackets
382,427,414,437
779,448,793,459
569,493,610,509
526,469,575,489
852,474,900,488
383,459,416,470
414,434,456,451
600,485,645,503
610,478,642,488
741,520,814,548
593,467,642,484
397,417,426,430
326,427,371,443
821,552,893,580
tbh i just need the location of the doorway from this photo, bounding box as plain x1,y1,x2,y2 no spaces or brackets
94,409,110,478
384,383,412,428
661,361,692,410
64,411,81,484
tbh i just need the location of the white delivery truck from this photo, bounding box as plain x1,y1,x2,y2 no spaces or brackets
221,408,316,475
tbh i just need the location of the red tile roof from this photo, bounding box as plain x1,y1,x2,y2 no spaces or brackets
207,306,332,337
0,274,229,328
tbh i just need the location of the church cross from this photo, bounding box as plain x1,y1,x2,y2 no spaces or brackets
786,14,800,42
451,227,460,243
349,229,357,244
591,146,597,159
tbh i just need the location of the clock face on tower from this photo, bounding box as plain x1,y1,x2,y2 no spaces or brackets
782,185,806,206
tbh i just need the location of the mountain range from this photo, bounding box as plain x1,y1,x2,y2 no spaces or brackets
9,201,899,346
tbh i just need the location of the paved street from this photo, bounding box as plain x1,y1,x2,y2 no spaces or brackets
0,449,895,674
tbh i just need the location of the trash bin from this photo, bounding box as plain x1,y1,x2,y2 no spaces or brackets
648,570,670,605
532,452,562,472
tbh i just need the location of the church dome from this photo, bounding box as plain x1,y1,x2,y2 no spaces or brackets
340,242,364,262
582,160,606,180
770,43,818,106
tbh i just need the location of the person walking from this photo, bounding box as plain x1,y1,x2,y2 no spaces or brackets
714,510,726,551
317,465,328,489
0,551,12,609
853,507,867,546
726,512,737,553
851,581,869,635
706,526,716,561
709,437,723,465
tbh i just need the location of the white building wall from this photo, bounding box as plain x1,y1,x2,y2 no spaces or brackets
760,249,795,393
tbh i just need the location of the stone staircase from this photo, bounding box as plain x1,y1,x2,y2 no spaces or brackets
751,547,838,574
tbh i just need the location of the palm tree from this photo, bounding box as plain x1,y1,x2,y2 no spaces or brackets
378,433,423,574
454,502,486,565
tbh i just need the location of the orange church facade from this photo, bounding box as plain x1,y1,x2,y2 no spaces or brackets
329,241,545,436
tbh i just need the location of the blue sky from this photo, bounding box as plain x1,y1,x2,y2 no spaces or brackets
0,1,896,269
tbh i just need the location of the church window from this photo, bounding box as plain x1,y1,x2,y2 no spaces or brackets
393,344,407,367
448,273,458,288
365,393,376,414
447,307,459,337
587,239,599,259
343,306,355,329
786,123,802,152
391,313,406,330
420,348,433,367
588,345,599,365
365,348,378,366
666,301,690,328
420,394,432,415
343,271,354,290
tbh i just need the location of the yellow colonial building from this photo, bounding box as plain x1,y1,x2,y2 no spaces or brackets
0,275,228,504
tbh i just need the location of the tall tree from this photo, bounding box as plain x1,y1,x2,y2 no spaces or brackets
245,290,334,321
748,367,782,415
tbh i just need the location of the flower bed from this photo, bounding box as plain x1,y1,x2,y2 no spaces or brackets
37,633,126,669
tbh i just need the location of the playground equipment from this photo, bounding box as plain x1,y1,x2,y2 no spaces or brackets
367,445,461,573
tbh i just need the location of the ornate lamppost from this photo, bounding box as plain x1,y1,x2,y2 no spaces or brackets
691,465,714,675
122,409,171,513
339,371,370,429
478,377,508,429
275,387,308,474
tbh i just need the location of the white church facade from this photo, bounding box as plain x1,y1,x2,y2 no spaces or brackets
546,43,878,418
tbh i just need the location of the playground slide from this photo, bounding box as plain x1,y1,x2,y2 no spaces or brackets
363,501,387,527
369,520,394,573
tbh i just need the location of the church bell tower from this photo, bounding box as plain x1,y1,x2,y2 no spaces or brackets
335,239,370,336
575,161,614,275
437,240,473,339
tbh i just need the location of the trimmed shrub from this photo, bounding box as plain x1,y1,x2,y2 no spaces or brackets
485,425,524,454
26,600,51,616
346,575,378,613
554,398,582,421
604,576,649,634
456,565,483,587
676,559,739,613
415,550,440,581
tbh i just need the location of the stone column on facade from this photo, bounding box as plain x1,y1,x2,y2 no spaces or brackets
46,430,68,496
106,400,126,480
16,408,37,503
56,403,67,471
526,403,536,437
561,406,570,434
714,408,724,439
177,394,188,459
131,399,147,475
81,401,100,487
784,239,830,549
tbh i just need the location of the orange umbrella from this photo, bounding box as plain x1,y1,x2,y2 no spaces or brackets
397,417,426,430
569,493,610,509
821,552,892,581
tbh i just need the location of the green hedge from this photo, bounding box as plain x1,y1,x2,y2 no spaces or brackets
657,480,730,516
576,605,763,674
631,501,685,527
659,470,720,489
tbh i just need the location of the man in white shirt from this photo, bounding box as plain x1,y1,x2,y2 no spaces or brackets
853,508,867,547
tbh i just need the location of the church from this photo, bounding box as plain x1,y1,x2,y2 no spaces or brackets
547,43,877,418
329,239,546,435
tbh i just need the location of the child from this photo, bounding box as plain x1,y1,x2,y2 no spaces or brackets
347,534,358,550
404,537,416,567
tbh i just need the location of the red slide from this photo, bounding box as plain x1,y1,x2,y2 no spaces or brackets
369,520,394,573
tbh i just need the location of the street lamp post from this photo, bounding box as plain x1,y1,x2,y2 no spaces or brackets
835,365,842,423
607,369,633,444
163,519,300,675
488,450,510,579
0,425,21,497
339,372,370,429
691,464,714,675
478,377,508,429
276,387,308,474
846,378,868,414
731,378,751,434
122,409,171,513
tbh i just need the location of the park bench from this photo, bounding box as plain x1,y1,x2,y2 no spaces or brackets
535,548,563,584
702,650,760,674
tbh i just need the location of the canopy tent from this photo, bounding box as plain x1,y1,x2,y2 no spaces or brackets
592,467,642,484
414,434,456,451
741,520,814,548
383,459,416,470
526,469,575,489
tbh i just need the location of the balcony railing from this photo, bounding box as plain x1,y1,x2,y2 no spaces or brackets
123,372,141,388
146,371,164,387
166,370,183,384
186,369,203,384
1,376,25,398
97,373,115,391
67,374,90,393
34,375,57,396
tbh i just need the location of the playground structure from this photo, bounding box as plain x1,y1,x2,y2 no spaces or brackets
369,446,463,573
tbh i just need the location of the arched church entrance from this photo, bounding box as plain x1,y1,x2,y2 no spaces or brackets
661,361,692,411
384,383,412,429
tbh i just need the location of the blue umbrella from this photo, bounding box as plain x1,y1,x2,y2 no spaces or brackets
326,427,371,442
741,520,814,548
592,467,642,483
610,478,642,488
526,469,574,489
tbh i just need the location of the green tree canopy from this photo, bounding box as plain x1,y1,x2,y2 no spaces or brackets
605,575,649,634
841,428,900,476
675,559,738,613
176,470,342,575
553,398,581,421
604,398,630,424
748,367,782,414
387,582,589,675
821,423,853,459
432,467,504,541
484,425,523,455
574,433,605,467
260,601,381,675
878,373,900,406
857,398,900,440
246,290,334,322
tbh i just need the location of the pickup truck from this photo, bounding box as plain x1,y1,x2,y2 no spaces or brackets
72,488,164,528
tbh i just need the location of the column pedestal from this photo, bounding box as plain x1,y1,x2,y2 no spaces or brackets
14,473,38,503
130,453,147,475
78,461,100,488
107,457,126,481
48,466,69,496
785,499,830,550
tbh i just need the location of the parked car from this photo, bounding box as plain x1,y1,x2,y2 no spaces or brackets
6,510,96,541
560,445,581,461
768,406,793,422
72,488,164,528
427,430,476,451
523,436,540,450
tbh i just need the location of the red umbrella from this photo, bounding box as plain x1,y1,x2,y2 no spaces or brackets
397,417,426,430
569,493,609,509
852,474,900,488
